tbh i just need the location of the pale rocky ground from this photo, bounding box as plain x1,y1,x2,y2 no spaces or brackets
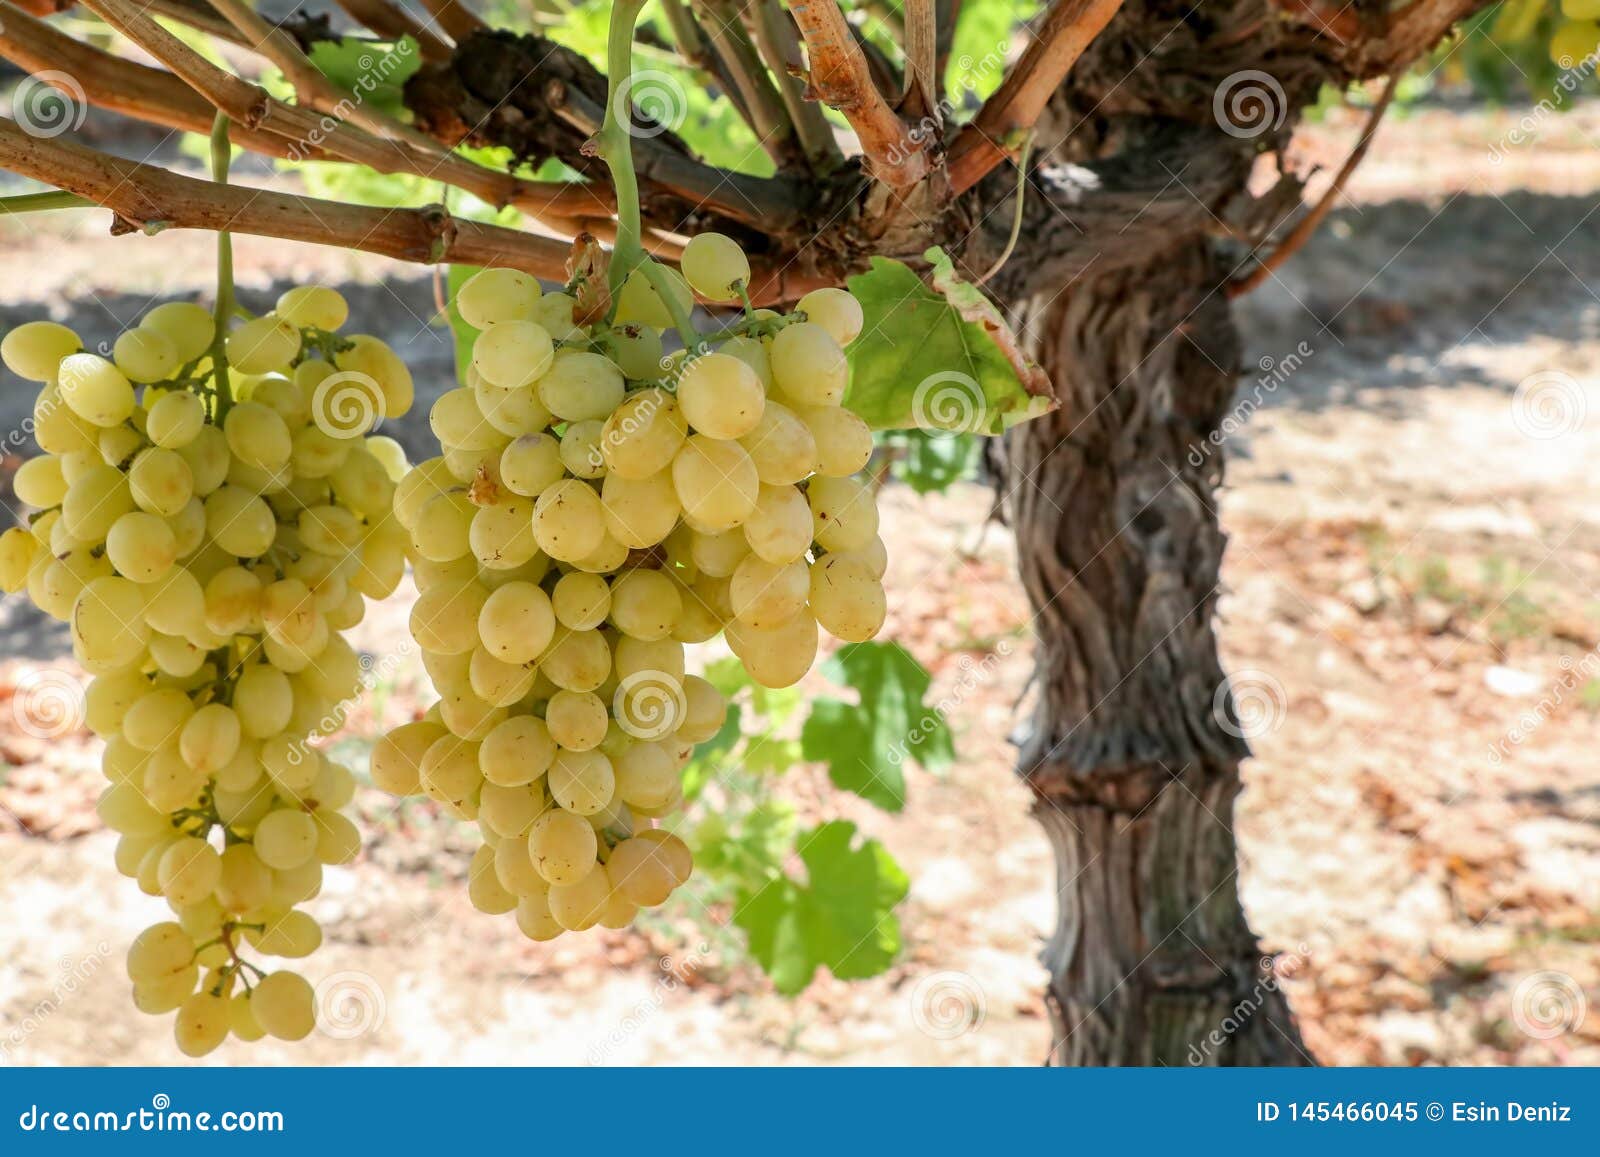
0,100,1597,1066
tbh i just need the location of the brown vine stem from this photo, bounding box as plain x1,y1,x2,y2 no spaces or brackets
947,0,1125,194
1226,74,1400,299
788,0,926,187
0,117,573,277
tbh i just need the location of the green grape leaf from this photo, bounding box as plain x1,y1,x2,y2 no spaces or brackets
734,820,909,994
883,428,979,494
305,36,423,122
844,248,1053,434
799,642,955,812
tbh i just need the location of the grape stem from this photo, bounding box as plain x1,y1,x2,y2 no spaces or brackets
641,261,701,352
0,190,96,213
208,110,235,418
598,0,650,302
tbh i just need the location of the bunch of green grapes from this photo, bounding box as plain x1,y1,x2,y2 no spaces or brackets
0,287,412,1054
372,233,887,940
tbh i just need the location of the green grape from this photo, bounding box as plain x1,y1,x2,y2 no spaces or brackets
2,320,80,380
216,843,273,912
527,807,598,884
559,419,608,480
538,350,626,423
72,575,150,667
548,866,611,931
551,571,611,631
224,401,293,469
499,433,564,497
605,837,677,907
57,352,136,427
545,690,609,752
678,351,765,439
276,285,348,331
743,483,813,564
612,741,678,810
250,971,315,1041
142,302,215,363
430,386,503,452
729,555,808,628
254,809,318,871
468,843,519,914
770,322,848,407
532,292,582,341
796,287,865,346
799,404,873,477
721,334,773,388
808,474,880,552
371,719,444,796
127,921,195,982
106,512,177,582
178,425,231,495
614,265,693,329
473,320,554,389
480,715,556,787
113,327,180,383
469,499,539,569
410,489,476,562
727,607,819,688
233,664,294,738
226,314,301,374
809,554,887,642
411,579,490,655
203,485,277,558
477,580,556,664
515,890,564,940
671,435,759,530
129,447,196,517
604,324,666,380
157,837,222,907
533,479,607,561
608,569,682,640
456,268,540,329
690,527,751,577
600,387,686,478
336,334,415,418
538,627,611,692
677,675,729,744
13,454,66,508
680,232,750,301
600,469,680,549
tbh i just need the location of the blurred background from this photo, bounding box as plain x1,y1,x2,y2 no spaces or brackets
1,1,1598,1065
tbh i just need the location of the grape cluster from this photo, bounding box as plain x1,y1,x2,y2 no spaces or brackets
374,233,887,940
0,288,412,1054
